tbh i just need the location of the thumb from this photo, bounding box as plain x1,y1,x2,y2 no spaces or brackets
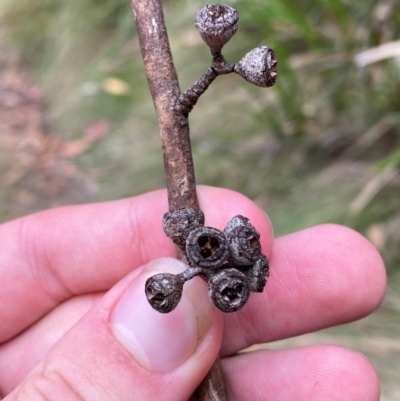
9,258,223,401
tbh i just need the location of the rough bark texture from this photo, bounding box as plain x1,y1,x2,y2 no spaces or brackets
131,0,198,210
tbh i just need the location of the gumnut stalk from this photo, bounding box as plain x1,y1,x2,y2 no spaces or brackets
195,4,239,54
234,46,278,87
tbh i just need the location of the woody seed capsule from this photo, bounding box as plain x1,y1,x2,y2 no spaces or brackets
162,207,205,248
195,4,239,53
224,215,261,265
208,268,250,312
186,226,230,268
245,254,270,292
234,46,278,88
145,273,184,313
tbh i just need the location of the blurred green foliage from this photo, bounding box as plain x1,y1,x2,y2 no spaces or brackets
0,0,399,274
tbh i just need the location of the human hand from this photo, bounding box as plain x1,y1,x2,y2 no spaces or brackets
0,186,386,400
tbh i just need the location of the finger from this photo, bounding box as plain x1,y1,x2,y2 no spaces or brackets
223,345,379,401
0,186,273,342
0,294,102,390
1,224,385,384
221,224,386,355
1,258,224,400
2,216,386,361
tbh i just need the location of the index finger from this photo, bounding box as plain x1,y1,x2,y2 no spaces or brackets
221,223,386,355
0,186,273,342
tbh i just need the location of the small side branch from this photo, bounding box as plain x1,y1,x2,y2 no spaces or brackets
175,55,235,116
174,66,218,116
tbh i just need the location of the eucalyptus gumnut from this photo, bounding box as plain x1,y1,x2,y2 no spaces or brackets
208,268,250,312
145,273,184,313
186,226,230,268
245,254,270,292
162,207,205,248
234,46,278,87
224,215,261,265
195,4,239,53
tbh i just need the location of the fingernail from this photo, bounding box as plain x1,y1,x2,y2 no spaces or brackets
111,258,213,373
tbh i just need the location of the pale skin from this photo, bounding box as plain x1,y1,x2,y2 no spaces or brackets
0,186,386,400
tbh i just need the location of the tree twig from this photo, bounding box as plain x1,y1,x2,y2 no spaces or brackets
131,0,197,210
130,0,227,400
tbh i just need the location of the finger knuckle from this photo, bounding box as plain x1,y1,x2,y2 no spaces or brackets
16,366,85,401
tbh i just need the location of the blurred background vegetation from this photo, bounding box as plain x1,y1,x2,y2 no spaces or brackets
0,0,399,398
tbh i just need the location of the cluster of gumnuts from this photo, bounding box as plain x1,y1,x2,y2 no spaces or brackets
145,207,269,313
174,4,277,116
